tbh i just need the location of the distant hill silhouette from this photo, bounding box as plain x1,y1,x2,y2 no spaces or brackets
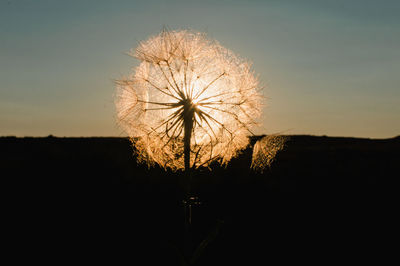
1,135,397,264
1,134,397,190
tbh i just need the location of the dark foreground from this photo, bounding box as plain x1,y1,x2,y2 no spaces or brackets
1,135,398,264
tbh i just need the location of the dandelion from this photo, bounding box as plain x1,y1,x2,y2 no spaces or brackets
116,29,262,172
251,134,288,173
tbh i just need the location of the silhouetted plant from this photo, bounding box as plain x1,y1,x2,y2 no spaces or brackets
115,28,286,264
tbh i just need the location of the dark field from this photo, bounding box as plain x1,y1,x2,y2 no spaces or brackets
2,135,398,264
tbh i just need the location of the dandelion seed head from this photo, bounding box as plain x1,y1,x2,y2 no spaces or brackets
251,135,288,173
116,29,263,171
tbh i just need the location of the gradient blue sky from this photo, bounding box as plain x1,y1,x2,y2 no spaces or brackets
1,0,399,138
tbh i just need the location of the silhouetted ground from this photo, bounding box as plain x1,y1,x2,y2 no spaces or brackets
1,135,398,264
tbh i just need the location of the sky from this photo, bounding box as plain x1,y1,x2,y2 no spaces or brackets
1,0,399,138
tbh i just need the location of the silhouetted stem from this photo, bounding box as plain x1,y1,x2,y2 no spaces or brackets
183,100,194,193
183,99,195,259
